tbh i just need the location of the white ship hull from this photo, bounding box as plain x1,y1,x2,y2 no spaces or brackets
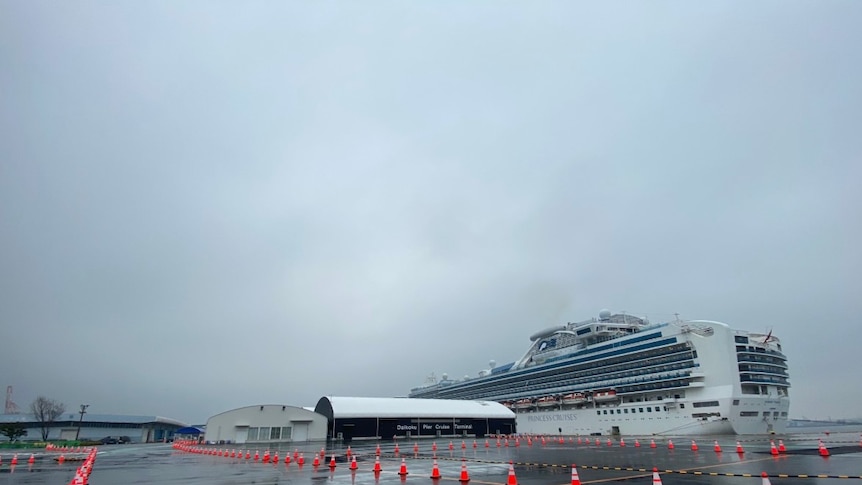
515,396,790,436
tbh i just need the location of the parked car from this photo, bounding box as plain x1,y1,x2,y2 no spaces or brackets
100,436,132,444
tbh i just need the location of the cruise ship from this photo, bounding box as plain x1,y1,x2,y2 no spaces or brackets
409,310,790,436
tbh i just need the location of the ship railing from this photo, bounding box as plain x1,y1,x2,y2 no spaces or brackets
507,370,697,399
739,375,790,385
735,354,788,367
456,368,699,401
738,365,789,377
527,360,696,391
617,379,694,394
736,347,787,359
433,350,698,400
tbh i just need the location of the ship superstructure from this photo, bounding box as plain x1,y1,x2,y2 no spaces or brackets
409,310,790,435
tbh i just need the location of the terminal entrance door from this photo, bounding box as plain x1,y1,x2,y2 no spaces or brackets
341,425,354,443
292,422,309,441
234,427,248,444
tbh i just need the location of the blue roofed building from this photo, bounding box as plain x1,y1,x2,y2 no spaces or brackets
0,412,187,443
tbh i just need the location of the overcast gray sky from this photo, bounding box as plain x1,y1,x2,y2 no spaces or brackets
2,1,860,425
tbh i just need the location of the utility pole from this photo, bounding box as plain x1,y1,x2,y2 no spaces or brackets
75,404,89,441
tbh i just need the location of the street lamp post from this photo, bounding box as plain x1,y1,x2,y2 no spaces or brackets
75,404,89,441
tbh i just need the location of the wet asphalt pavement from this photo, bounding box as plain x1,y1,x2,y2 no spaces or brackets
1,432,860,485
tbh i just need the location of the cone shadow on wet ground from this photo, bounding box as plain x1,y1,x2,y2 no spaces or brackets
3,433,860,485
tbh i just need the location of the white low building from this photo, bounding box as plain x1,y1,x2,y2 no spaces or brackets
204,404,327,444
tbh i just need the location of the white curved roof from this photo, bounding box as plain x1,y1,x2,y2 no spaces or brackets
322,397,515,419
207,404,318,419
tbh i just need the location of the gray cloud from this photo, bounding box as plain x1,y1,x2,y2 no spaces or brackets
1,1,860,424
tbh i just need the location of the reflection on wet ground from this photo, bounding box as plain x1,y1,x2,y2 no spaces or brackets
1,432,860,485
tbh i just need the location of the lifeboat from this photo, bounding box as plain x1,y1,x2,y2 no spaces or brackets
561,392,587,405
592,390,618,403
536,395,560,408
513,398,535,410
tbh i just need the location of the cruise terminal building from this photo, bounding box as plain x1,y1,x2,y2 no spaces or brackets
314,396,516,442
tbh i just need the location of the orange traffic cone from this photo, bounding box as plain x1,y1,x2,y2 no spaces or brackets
413,442,419,454
430,458,441,479
449,441,454,451
778,440,786,453
818,440,830,457
373,456,382,472
507,461,518,485
652,467,662,485
761,472,772,485
349,455,358,470
620,438,626,447
312,454,320,467
770,441,778,456
320,447,325,457
484,439,489,448
714,441,722,453
398,457,408,476
461,440,466,449
570,464,581,485
394,443,400,454
376,444,381,456
28,454,35,464
668,439,674,450
736,441,744,453
691,440,698,451
650,439,657,448
329,454,337,469
635,439,641,448
272,452,279,464
459,459,470,482
11,454,18,465
346,446,352,457
432,442,438,452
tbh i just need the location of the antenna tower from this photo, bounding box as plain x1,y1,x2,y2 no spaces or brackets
5,386,21,414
